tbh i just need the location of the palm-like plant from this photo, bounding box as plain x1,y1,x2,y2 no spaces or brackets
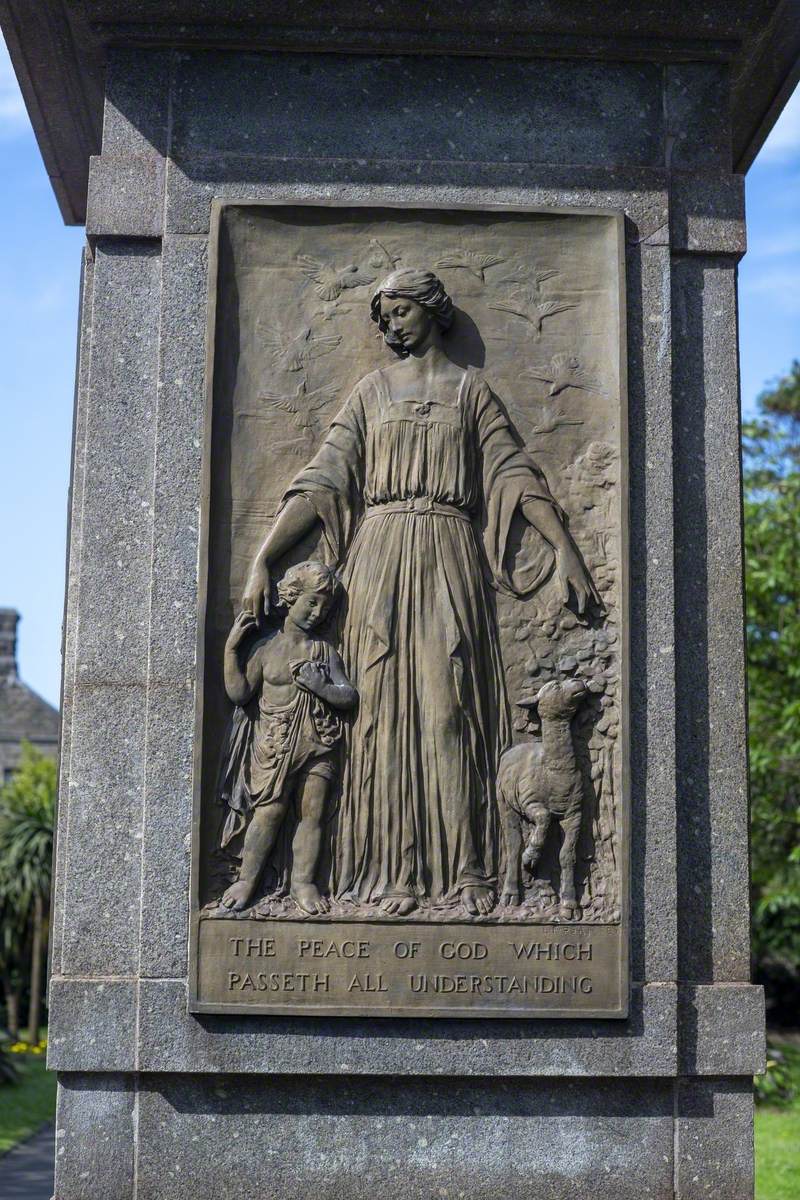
0,866,28,1039
0,743,56,1044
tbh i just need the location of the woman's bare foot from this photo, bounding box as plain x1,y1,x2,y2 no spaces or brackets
379,894,417,916
291,882,330,915
220,879,254,911
461,885,495,916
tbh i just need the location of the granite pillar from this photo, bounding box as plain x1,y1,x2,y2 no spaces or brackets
32,25,769,1200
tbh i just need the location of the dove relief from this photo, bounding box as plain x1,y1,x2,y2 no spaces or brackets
297,255,376,302
523,353,608,398
259,378,340,453
258,321,341,373
489,288,577,337
434,248,506,282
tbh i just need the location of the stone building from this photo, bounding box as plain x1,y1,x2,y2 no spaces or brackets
0,609,59,782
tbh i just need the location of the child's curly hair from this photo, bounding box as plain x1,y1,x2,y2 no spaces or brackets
276,560,340,609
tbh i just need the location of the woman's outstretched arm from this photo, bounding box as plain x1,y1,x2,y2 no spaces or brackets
242,494,318,618
521,496,602,614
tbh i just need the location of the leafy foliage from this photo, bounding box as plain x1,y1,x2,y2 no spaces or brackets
744,361,800,1005
0,741,56,903
0,743,56,1042
0,1042,19,1085
755,1041,798,1107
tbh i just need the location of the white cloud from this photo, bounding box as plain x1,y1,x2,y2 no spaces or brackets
758,82,800,163
0,33,29,136
741,266,800,313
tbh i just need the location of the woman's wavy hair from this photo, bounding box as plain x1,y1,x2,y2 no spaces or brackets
370,268,454,357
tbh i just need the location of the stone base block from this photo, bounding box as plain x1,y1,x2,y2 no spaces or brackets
54,1072,754,1200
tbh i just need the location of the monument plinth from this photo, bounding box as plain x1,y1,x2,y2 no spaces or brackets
1,3,786,1196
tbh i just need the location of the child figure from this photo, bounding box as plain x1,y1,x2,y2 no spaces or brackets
218,561,357,915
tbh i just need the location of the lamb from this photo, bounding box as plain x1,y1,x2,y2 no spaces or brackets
497,677,588,919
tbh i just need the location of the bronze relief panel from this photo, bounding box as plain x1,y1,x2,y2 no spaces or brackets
191,204,628,1017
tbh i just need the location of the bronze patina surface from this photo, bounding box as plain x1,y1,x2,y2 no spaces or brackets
191,203,628,1017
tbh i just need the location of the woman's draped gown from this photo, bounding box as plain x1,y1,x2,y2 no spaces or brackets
280,366,559,907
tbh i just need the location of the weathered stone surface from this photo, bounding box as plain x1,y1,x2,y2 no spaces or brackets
134,1073,675,1200
50,246,94,976
86,153,165,238
171,53,664,170
53,1075,135,1200
103,47,171,159
48,980,137,1073
137,979,677,1077
138,235,208,981
626,239,678,985
665,63,732,170
670,172,746,255
56,240,161,978
672,256,751,984
676,1079,755,1200
165,161,669,237
680,983,766,1075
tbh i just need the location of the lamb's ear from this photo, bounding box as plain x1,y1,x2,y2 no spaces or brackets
516,692,542,735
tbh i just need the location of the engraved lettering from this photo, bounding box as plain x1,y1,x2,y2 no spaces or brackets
226,937,275,957
393,941,421,959
440,941,488,961
298,939,370,959
509,942,593,962
347,973,388,992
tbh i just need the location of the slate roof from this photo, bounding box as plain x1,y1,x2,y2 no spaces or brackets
0,677,60,747
0,610,59,749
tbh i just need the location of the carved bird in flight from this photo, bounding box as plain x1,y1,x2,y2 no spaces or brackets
313,304,353,323
529,413,585,437
434,250,506,283
259,379,340,445
297,255,376,302
523,353,606,397
367,238,402,270
489,289,576,337
495,261,559,293
259,323,341,373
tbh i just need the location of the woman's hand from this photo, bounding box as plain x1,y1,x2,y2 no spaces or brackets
242,560,271,620
555,543,602,615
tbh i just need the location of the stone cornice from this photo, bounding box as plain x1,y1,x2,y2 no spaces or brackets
1,1,798,223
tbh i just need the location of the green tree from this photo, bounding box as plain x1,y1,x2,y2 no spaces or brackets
743,360,800,1000
0,743,56,1043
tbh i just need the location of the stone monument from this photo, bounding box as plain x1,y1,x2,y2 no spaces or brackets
2,3,791,1196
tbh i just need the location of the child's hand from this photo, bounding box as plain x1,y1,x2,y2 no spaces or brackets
227,611,258,649
292,660,329,695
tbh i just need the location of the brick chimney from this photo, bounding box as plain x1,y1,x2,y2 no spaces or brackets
0,609,19,682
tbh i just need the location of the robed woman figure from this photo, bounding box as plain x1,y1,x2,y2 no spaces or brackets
242,268,599,917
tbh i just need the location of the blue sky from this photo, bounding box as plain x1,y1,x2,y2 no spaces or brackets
0,36,798,707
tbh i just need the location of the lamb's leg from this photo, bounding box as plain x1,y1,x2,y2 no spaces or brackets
499,796,524,907
522,805,552,879
557,807,582,919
